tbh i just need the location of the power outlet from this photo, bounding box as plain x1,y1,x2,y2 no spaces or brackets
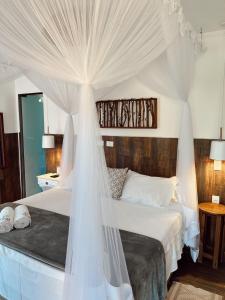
212,195,220,204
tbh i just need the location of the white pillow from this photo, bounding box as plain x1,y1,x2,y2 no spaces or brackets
121,170,178,207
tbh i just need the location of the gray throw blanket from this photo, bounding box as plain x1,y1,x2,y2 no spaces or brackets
0,203,166,300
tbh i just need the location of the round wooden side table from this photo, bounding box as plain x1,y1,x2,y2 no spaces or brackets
198,202,225,269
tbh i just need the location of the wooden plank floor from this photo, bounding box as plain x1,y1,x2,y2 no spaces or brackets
171,250,225,297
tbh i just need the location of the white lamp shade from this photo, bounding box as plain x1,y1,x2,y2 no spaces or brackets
210,140,225,160
42,135,55,149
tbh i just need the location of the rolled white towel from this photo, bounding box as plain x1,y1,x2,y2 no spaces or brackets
14,205,31,229
0,206,14,233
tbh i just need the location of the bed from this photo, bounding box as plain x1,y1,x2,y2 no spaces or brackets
0,187,183,300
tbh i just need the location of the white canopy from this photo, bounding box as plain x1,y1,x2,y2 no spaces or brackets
0,0,200,299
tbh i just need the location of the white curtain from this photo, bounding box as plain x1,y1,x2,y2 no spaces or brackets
137,33,200,259
0,0,168,85
0,0,200,298
166,36,199,259
64,84,133,299
26,72,78,181
101,1,200,257
135,1,200,259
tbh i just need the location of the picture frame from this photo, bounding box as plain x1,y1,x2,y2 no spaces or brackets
96,98,157,129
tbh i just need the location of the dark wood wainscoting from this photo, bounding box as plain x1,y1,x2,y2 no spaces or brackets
103,136,178,178
2,134,223,206
44,135,225,204
194,139,225,248
104,137,225,204
195,139,225,204
45,135,63,173
0,133,21,204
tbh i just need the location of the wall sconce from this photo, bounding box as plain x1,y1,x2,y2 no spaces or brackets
210,140,225,170
210,130,225,171
42,134,55,149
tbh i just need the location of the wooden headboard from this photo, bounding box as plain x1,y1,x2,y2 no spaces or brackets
103,136,178,178
46,135,178,178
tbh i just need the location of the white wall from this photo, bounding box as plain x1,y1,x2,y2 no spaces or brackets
189,30,225,139
0,80,18,133
15,76,67,134
102,30,225,139
1,30,225,138
99,78,182,138
14,75,182,137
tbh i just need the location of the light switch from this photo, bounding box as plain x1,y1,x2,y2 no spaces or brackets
106,141,114,147
212,195,220,204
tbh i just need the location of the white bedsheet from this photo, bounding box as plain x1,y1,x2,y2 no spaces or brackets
0,188,183,300
114,200,183,277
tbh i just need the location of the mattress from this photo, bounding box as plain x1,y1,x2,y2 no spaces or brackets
0,188,183,300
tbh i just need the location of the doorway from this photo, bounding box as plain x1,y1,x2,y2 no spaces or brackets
19,93,46,197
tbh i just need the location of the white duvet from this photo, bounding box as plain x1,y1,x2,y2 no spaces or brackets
0,188,183,300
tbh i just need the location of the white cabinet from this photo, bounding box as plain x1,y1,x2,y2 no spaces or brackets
37,173,60,191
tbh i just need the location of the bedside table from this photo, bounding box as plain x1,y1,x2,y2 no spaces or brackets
37,173,60,191
198,202,225,269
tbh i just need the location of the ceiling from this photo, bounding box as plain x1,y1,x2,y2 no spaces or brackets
181,0,225,33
